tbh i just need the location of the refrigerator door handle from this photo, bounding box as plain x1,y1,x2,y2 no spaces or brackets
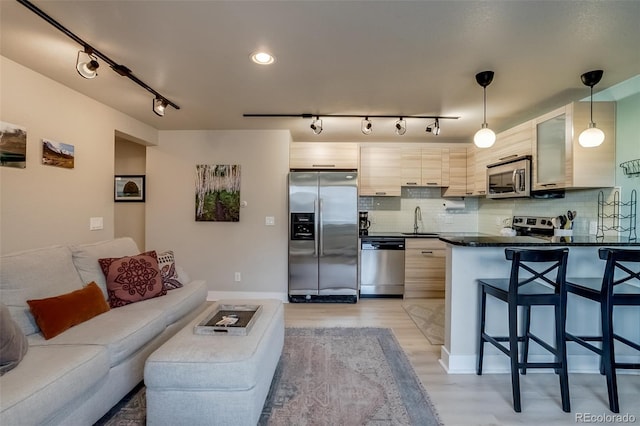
314,198,319,257
318,198,323,256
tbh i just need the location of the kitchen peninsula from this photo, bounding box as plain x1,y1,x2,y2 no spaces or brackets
438,234,640,374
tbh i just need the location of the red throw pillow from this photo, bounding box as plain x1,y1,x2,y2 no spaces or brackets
27,282,110,340
98,250,166,308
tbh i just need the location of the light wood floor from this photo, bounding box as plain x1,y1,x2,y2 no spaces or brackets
284,298,640,426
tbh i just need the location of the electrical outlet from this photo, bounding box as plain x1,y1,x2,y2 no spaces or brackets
265,216,275,226
234,272,241,282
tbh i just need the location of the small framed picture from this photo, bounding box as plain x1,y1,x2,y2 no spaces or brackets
114,175,145,202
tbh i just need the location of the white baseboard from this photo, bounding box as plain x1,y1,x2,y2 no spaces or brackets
207,290,288,302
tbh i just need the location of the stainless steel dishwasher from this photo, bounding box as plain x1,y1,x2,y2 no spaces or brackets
360,238,405,297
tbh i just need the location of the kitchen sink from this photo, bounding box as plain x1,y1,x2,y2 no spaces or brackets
401,232,439,237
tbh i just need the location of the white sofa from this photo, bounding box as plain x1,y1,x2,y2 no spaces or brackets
0,238,208,426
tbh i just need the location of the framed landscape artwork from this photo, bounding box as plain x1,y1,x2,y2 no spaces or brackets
0,121,27,168
195,164,241,222
42,139,74,169
114,175,145,202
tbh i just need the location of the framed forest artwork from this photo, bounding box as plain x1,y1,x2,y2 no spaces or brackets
195,164,240,222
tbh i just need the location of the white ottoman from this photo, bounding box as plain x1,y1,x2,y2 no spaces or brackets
144,299,284,426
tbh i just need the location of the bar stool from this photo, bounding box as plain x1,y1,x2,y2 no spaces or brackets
477,248,570,413
565,248,640,413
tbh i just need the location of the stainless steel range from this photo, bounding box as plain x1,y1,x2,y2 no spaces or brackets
512,215,555,239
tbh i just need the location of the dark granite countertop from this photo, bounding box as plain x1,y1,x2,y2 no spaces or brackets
439,234,639,247
360,232,639,247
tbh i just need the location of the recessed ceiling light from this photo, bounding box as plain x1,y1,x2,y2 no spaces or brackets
250,51,275,65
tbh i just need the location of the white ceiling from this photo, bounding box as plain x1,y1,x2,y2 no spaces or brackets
1,0,639,143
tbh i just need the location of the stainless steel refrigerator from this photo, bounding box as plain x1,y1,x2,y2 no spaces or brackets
288,171,358,303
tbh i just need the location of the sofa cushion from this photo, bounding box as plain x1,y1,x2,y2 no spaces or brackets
70,237,140,298
0,344,109,426
116,280,207,327
0,245,84,336
99,251,166,308
29,307,166,367
157,250,183,290
0,303,28,375
27,282,110,340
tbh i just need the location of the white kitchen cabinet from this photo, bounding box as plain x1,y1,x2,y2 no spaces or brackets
533,101,616,190
289,142,358,170
360,146,402,196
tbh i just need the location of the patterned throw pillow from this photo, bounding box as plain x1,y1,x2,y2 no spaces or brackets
156,250,183,290
98,251,166,308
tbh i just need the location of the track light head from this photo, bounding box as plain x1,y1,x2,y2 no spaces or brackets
310,116,323,135
76,47,99,79
433,118,440,136
361,117,373,135
153,97,168,117
395,117,407,135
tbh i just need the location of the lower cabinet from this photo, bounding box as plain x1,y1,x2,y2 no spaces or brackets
404,239,446,298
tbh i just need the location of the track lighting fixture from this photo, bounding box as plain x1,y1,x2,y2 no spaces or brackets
395,118,407,135
310,116,323,135
153,97,169,117
578,70,605,148
18,0,179,117
473,70,496,148
76,46,99,79
426,118,441,135
361,117,373,135
244,113,459,136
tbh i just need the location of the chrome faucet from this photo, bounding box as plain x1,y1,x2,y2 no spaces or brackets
413,206,422,234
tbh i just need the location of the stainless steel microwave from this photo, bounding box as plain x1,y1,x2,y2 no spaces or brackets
486,156,531,199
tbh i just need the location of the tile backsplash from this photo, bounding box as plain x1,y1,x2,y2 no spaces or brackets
359,187,479,233
359,187,628,236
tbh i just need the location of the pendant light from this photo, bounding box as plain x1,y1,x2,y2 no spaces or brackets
473,71,496,148
578,70,605,148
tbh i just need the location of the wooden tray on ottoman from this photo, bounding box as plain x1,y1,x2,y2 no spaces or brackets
194,304,262,336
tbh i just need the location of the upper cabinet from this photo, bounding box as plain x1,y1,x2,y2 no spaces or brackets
466,121,534,196
360,146,402,196
533,101,616,190
289,142,358,170
441,147,468,197
401,147,444,187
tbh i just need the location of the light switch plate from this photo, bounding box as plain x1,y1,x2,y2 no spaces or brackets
89,217,103,230
265,216,275,226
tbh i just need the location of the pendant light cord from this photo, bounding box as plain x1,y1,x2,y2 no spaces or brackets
483,86,487,125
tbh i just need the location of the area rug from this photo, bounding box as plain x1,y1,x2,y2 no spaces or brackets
95,327,441,426
402,299,445,345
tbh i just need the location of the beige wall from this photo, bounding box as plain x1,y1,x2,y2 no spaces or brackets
0,56,157,254
146,130,291,297
114,137,147,250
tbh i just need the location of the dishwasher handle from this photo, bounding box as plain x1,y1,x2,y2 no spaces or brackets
361,241,405,250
